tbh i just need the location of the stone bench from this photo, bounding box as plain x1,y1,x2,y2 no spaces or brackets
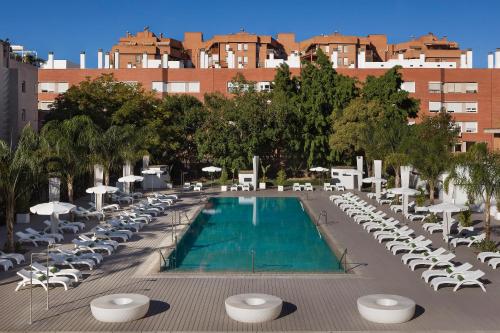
90,293,150,323
357,294,415,324
225,293,282,323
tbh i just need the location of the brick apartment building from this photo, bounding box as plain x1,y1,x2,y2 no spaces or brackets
38,29,500,151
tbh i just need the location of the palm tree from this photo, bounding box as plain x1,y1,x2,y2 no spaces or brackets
0,127,41,251
40,116,97,202
445,143,500,242
93,125,151,185
385,152,410,188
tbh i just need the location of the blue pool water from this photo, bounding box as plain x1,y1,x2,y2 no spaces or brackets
165,197,342,272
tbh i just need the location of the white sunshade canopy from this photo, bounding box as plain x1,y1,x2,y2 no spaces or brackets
118,175,144,183
202,166,222,173
362,177,386,184
310,166,329,172
428,202,468,213
141,169,164,175
30,201,75,215
86,185,119,194
388,187,420,196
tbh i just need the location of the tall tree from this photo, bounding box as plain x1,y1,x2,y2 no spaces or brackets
47,74,156,129
445,143,500,242
0,127,41,251
408,111,459,203
299,49,348,167
40,116,98,202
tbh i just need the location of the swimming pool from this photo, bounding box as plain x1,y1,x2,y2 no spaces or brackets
164,197,343,273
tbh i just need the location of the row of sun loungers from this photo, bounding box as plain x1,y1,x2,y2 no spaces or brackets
331,192,488,292
12,191,179,290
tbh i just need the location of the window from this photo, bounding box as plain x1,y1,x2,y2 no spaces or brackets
337,45,343,52
38,101,53,110
237,44,242,51
166,81,200,93
429,101,442,112
465,102,478,113
464,122,478,133
343,45,349,53
243,44,248,51
401,81,416,93
39,82,56,93
243,56,248,64
21,80,26,93
428,82,442,93
57,82,69,93
325,45,330,53
465,82,478,93
445,102,462,113
225,44,230,51
21,109,26,121
237,56,242,64
343,58,349,66
151,82,165,92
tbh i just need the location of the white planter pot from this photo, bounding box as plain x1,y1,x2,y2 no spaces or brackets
277,185,284,192
496,212,500,220
259,183,266,190
16,213,30,224
221,185,228,192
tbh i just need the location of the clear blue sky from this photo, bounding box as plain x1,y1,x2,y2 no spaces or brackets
1,0,498,68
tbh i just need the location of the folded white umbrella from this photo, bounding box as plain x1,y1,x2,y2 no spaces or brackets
30,201,76,234
86,185,119,213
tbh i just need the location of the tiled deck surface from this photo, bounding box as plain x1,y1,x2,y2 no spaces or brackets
0,189,499,332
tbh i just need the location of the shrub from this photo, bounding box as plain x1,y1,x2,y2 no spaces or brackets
386,176,395,189
276,169,287,186
219,169,228,185
424,213,439,224
415,188,426,207
474,240,497,252
457,210,473,227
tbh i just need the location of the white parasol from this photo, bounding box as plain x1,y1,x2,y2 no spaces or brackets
30,201,76,234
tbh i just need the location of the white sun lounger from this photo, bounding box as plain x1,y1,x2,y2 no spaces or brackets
15,269,72,291
385,235,424,251
31,262,82,282
0,259,13,271
25,227,64,242
43,220,78,234
0,251,25,265
79,234,118,249
16,231,54,247
49,253,95,270
421,262,473,283
430,270,486,292
72,239,114,256
56,248,103,265
450,233,486,248
401,247,447,265
408,253,455,271
477,251,500,263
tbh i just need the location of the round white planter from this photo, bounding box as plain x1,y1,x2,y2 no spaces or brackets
90,293,150,323
221,185,228,192
277,185,284,192
259,182,266,190
225,293,283,323
357,294,415,324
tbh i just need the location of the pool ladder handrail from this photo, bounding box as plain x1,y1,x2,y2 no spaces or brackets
157,245,176,271
339,248,348,273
